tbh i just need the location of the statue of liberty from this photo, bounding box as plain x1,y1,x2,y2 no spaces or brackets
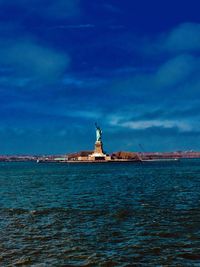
95,123,102,142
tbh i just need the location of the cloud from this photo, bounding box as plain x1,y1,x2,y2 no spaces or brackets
133,23,200,58
164,23,200,52
0,76,31,88
118,120,191,131
0,0,80,20
109,114,192,132
128,105,200,121
62,74,106,88
155,54,197,87
65,110,102,120
0,38,70,83
108,52,200,100
42,0,80,20
51,24,95,29
103,3,122,14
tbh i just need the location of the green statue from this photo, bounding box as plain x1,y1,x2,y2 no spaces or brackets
95,123,102,142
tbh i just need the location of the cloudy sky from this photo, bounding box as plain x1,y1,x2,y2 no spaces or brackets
0,0,200,154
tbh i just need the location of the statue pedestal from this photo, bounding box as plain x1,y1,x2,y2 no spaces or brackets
94,141,104,154
89,141,111,161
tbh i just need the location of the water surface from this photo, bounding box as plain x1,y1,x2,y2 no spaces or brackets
0,160,200,266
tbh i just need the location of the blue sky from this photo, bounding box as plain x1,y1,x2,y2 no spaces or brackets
0,0,200,154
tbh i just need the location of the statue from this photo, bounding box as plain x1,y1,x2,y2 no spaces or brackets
95,123,102,142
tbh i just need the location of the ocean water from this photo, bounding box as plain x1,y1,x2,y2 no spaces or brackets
0,160,200,266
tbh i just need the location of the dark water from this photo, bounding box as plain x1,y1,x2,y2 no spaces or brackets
0,160,200,266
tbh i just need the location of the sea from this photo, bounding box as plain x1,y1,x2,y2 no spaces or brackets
0,159,200,266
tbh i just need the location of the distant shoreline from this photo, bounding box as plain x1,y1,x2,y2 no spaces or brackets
0,151,200,163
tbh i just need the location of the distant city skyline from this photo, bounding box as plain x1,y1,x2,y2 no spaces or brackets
0,0,200,154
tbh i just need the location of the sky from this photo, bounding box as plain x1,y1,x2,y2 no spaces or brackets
0,0,200,154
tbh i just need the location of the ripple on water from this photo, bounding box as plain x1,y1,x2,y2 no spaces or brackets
0,161,200,266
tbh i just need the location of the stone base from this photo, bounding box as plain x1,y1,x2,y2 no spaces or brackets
77,140,111,161
94,141,104,154
88,153,111,161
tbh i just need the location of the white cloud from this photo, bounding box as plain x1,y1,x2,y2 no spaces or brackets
155,54,197,87
0,38,70,83
109,52,200,97
165,23,200,52
51,24,95,29
109,115,192,132
136,23,200,57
